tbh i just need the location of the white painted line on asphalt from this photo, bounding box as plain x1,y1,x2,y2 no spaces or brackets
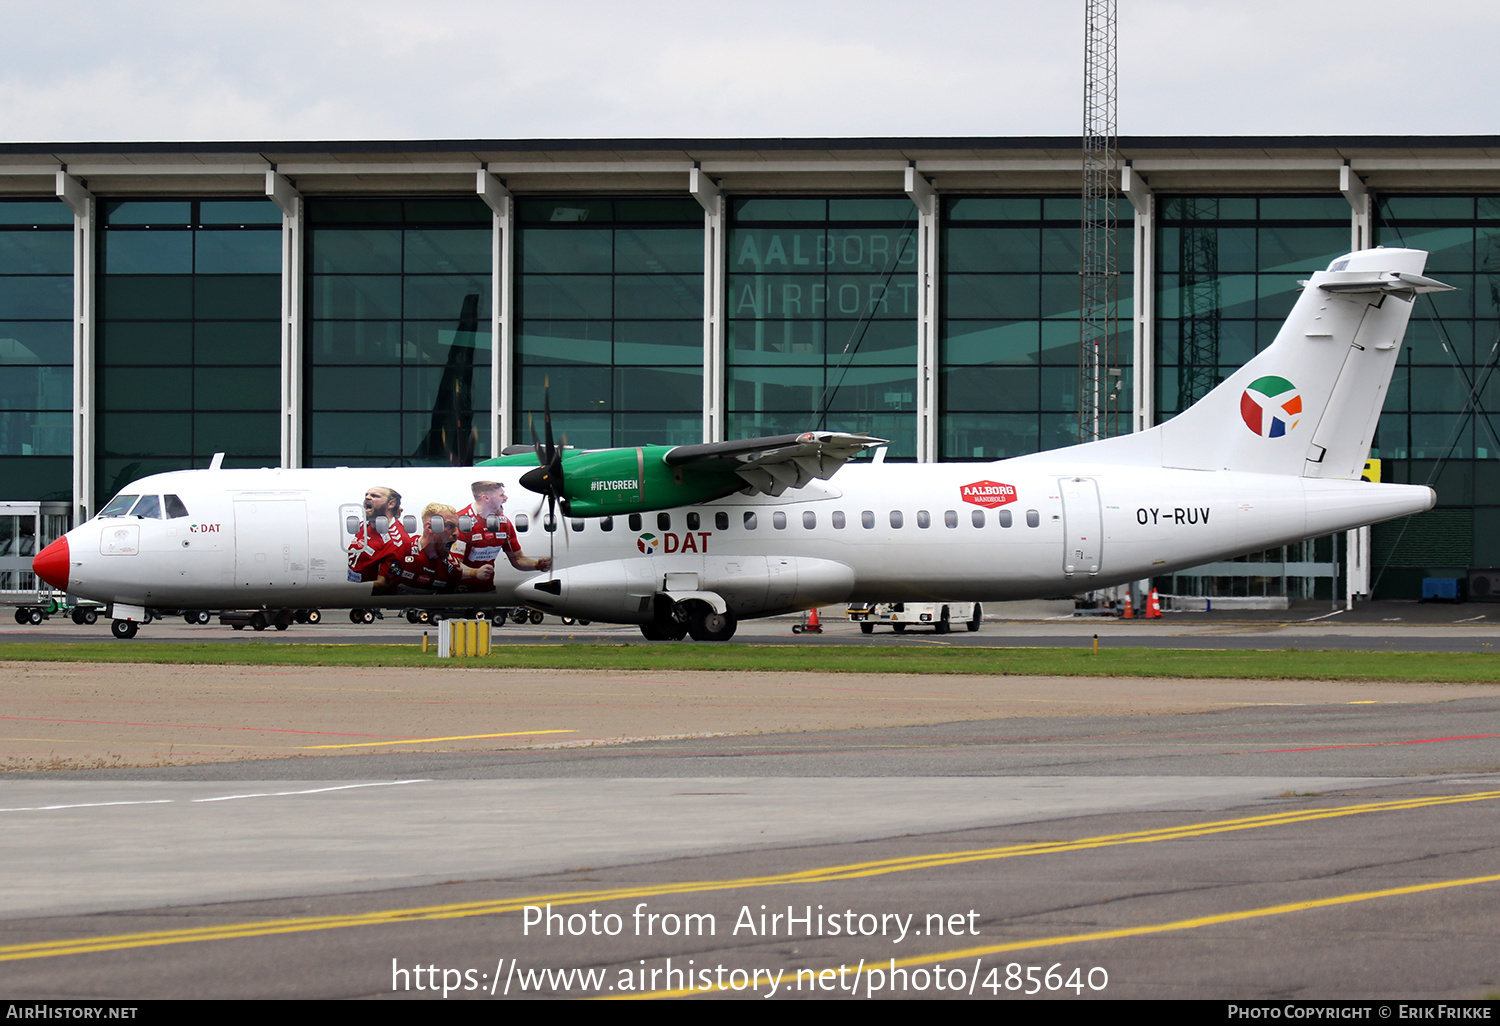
0,800,173,813
0,781,433,814
191,780,431,802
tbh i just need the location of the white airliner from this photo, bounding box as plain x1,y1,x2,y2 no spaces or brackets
34,248,1444,641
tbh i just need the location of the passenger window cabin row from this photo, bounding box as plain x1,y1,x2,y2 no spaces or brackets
515,507,1043,534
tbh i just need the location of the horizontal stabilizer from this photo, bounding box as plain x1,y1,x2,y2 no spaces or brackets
1312,270,1455,295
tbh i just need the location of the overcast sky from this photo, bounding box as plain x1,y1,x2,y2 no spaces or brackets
2,1,1496,143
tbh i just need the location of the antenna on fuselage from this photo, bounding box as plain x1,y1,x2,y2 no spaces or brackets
209,452,225,470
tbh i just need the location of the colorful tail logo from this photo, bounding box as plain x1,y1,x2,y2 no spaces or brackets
1240,375,1302,438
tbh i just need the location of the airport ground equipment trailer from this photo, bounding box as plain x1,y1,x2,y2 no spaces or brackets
846,601,982,634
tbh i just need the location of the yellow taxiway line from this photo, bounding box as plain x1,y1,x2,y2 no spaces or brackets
1,789,1494,963
621,871,1500,999
306,730,576,749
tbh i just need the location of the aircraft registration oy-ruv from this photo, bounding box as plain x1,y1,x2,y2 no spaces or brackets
34,248,1445,640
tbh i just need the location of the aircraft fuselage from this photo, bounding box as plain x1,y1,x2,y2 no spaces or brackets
52,461,1433,624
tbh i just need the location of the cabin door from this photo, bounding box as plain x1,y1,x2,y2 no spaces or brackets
233,498,310,590
1059,477,1102,578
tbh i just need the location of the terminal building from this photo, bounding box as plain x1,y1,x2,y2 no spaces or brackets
1,136,1497,602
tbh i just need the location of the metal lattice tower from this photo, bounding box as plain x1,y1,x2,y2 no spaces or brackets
1178,198,1222,408
1079,0,1120,442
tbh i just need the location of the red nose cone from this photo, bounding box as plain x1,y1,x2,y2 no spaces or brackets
33,536,70,591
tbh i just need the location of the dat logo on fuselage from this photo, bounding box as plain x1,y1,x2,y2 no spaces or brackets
638,531,712,554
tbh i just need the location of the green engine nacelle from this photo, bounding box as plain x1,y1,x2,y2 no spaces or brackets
481,446,742,518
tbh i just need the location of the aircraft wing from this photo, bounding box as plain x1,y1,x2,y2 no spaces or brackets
664,431,886,497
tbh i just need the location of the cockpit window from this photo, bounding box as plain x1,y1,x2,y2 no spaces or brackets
99,494,139,518
164,494,189,518
129,495,163,519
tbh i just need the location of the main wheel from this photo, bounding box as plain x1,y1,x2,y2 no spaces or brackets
305,609,321,624
349,608,364,624
560,616,576,626
529,609,544,625
510,609,529,624
194,610,212,625
360,609,376,625
967,603,983,632
111,619,138,640
860,622,873,635
687,605,737,642
82,609,98,625
576,619,590,626
72,608,88,626
406,609,421,624
934,607,951,634
639,621,688,641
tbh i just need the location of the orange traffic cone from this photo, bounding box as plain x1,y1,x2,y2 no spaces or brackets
1145,588,1162,619
1121,590,1134,619
805,606,823,633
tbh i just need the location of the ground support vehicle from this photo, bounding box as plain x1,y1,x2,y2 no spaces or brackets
11,597,107,626
403,607,568,625
846,601,982,634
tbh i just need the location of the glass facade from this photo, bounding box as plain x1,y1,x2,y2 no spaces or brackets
1156,196,1350,421
727,198,918,456
2,156,1496,603
1371,197,1500,592
0,200,74,501
306,198,492,466
97,199,282,499
1152,196,1353,598
940,196,1133,460
516,197,703,449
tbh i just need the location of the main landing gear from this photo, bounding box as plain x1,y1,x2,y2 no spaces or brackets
638,599,737,642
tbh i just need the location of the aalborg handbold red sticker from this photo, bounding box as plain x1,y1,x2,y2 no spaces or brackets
960,481,1017,508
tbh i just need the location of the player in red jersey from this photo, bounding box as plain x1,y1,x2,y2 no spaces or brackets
378,502,463,594
348,485,413,590
449,480,551,592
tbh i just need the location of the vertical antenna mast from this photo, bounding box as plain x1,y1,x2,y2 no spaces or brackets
1080,0,1120,442
1179,198,1221,408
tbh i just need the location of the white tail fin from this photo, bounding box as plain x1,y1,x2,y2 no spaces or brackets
1040,248,1452,478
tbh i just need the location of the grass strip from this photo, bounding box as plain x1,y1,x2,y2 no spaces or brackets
0,642,1494,682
